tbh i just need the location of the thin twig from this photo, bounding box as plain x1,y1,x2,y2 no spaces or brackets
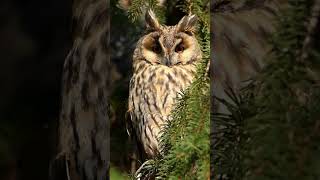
205,60,210,77
65,156,71,180
187,0,192,15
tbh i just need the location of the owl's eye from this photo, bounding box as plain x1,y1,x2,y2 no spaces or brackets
175,43,185,53
152,43,161,54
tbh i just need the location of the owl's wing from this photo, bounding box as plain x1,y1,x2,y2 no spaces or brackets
125,93,135,132
126,100,148,162
125,110,132,136
211,0,287,114
126,75,137,137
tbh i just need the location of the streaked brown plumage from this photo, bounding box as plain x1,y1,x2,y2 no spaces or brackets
128,10,202,158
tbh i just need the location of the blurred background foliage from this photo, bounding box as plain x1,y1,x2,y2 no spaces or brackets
212,0,320,179
109,0,142,178
110,166,129,180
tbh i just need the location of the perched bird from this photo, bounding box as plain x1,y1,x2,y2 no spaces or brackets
128,10,202,158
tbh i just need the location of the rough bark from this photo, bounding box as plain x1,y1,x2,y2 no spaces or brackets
50,0,110,180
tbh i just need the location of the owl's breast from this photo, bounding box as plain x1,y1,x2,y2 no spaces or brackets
130,63,197,117
128,62,197,157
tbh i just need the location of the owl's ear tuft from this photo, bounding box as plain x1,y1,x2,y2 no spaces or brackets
145,9,160,31
177,14,198,34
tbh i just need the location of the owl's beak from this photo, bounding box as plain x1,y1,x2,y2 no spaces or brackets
164,57,172,67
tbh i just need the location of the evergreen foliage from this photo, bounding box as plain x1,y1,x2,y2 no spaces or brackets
213,0,320,179
242,0,320,179
212,84,248,179
127,0,166,23
126,0,210,179
157,1,210,179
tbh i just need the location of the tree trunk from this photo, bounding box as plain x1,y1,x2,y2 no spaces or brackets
50,0,110,179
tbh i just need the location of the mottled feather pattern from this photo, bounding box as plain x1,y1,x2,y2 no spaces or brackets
129,58,197,156
128,10,201,158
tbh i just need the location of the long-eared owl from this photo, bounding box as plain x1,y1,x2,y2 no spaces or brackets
128,10,202,158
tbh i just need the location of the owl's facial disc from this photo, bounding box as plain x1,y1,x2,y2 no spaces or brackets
141,11,200,67
161,33,197,67
141,31,198,67
158,37,183,66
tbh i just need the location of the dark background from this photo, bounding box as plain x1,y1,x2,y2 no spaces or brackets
0,0,72,179
0,0,134,178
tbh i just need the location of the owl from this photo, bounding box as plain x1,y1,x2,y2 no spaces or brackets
128,10,202,158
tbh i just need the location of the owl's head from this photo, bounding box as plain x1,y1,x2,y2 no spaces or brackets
137,10,202,67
